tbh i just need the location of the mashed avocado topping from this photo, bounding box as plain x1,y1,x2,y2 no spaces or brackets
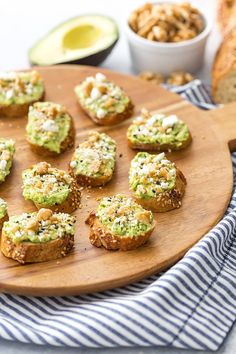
97,194,154,237
75,72,130,119
129,152,176,199
70,131,116,178
127,109,190,147
22,162,72,206
0,198,7,219
0,138,15,182
0,70,44,105
26,102,71,153
3,208,76,244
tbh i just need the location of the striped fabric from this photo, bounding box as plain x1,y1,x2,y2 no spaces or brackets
0,82,235,351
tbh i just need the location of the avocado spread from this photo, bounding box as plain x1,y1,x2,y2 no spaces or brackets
0,70,44,106
22,162,72,206
0,138,15,183
97,194,154,237
127,109,190,147
129,152,176,199
75,73,130,119
3,209,76,244
0,198,7,219
26,102,71,153
70,131,116,178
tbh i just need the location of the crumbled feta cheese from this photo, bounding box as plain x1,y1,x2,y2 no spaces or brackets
134,116,144,123
169,169,176,176
86,76,95,83
95,73,106,82
42,119,59,132
162,115,179,129
70,161,77,168
90,87,102,100
97,108,106,119
160,181,169,189
0,72,17,80
156,152,165,161
5,90,14,99
0,160,7,170
146,114,164,126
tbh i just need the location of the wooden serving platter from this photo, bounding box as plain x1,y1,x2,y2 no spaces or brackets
0,65,235,296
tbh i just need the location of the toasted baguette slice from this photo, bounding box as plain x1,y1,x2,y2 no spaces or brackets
1,232,74,264
27,102,75,157
0,70,44,118
129,152,186,212
0,138,15,184
1,209,76,264
127,109,192,151
75,72,134,126
212,28,236,103
134,168,186,212
22,162,81,213
69,131,116,187
86,213,154,251
86,194,155,251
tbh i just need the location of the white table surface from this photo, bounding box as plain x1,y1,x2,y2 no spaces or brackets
0,0,234,353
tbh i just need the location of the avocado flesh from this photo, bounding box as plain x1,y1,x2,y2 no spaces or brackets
29,15,119,66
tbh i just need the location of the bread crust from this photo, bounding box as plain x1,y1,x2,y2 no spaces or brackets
217,0,236,35
128,133,192,151
86,212,155,251
29,115,75,157
212,28,236,103
0,92,45,118
34,178,81,213
0,213,8,231
1,232,74,264
78,99,134,126
134,168,187,212
69,165,113,187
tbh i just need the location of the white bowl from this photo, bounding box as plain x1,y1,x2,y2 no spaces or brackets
125,11,212,75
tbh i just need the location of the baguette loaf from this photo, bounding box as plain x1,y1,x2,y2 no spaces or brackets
212,28,236,103
217,0,236,35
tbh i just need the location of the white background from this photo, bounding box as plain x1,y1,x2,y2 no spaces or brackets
0,0,219,84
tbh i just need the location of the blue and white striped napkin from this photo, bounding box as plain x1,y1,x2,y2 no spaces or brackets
0,81,235,351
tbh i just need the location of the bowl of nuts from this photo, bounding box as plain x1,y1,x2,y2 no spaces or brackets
126,1,212,75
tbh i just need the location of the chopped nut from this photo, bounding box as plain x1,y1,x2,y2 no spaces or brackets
26,219,39,232
1,150,11,161
135,210,151,224
166,71,194,86
83,81,93,97
128,2,204,43
35,162,50,175
37,208,53,221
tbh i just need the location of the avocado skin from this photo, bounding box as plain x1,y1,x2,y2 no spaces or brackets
30,39,118,67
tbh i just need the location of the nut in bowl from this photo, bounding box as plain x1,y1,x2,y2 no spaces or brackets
126,1,212,75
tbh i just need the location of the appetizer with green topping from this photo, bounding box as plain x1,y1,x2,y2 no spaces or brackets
26,101,75,156
69,131,116,187
86,194,155,250
127,108,192,151
129,152,186,212
1,208,76,263
0,70,44,117
22,162,81,213
0,198,8,230
75,72,134,125
0,138,15,183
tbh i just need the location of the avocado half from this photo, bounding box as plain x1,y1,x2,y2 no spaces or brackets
29,15,119,66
